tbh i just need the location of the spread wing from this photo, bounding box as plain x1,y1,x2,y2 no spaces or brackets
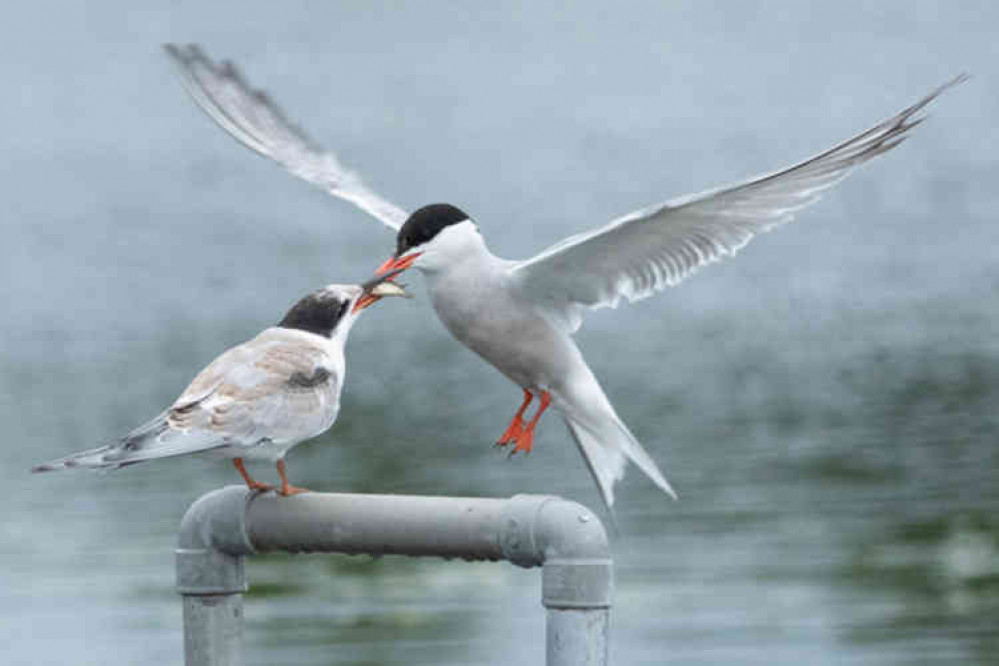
164,43,408,230
511,76,966,332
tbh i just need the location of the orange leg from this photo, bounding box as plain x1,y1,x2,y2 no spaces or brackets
276,459,310,497
233,458,274,492
496,389,533,447
510,390,551,455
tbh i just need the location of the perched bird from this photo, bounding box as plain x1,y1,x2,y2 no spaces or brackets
32,275,408,495
164,44,963,508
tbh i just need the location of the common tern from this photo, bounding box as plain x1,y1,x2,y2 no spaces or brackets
165,44,963,508
32,274,408,495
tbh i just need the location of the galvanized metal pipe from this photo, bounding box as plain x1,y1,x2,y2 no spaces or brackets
176,486,612,665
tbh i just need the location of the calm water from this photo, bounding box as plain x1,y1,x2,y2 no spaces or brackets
2,2,997,665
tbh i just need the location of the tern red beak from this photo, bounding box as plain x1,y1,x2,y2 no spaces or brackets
375,252,422,276
352,269,410,313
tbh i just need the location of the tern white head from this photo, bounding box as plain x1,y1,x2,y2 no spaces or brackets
32,275,408,496
164,43,964,510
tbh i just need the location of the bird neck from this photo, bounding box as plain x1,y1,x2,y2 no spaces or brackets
417,225,499,276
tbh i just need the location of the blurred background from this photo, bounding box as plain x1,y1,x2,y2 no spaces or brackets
1,2,996,664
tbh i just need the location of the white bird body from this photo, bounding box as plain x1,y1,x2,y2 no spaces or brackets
419,228,559,388
415,220,677,506
33,279,407,494
169,325,346,463
164,44,963,508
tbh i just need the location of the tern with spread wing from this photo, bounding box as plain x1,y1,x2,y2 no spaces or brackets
32,275,408,495
165,44,963,508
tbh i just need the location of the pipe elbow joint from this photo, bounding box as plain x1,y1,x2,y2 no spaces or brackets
176,486,256,594
500,495,612,609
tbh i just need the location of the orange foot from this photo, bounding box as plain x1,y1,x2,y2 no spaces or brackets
233,458,275,492
507,390,551,456
276,459,311,497
496,389,532,447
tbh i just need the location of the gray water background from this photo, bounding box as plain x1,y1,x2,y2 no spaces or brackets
1,2,997,664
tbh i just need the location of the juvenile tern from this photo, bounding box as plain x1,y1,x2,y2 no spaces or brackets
164,44,963,508
32,274,408,495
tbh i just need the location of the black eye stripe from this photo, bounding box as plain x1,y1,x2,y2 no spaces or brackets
334,299,350,325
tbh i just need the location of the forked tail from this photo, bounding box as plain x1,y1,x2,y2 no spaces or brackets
558,373,676,512
31,411,184,473
562,410,677,511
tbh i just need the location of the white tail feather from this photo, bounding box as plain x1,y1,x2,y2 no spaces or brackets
31,412,226,473
562,414,627,509
562,409,677,512
31,445,119,472
556,370,676,511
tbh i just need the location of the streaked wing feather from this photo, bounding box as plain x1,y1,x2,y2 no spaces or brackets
191,336,340,445
512,76,965,332
164,43,408,230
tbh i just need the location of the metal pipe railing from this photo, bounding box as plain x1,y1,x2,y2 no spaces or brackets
176,486,612,666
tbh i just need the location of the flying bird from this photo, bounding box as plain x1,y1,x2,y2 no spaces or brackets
32,275,408,495
164,43,963,508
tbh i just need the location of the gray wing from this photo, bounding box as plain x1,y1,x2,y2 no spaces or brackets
164,43,408,231
30,408,229,471
168,336,341,448
510,76,966,332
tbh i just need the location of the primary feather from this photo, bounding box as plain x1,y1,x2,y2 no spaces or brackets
163,43,409,230
511,75,967,333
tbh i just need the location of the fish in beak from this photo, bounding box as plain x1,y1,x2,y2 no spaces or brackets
352,269,411,313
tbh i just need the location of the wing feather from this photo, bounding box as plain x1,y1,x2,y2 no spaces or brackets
164,43,408,230
511,76,966,332
176,331,341,446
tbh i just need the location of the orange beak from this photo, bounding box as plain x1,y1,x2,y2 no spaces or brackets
375,252,422,276
351,270,410,313
352,293,378,313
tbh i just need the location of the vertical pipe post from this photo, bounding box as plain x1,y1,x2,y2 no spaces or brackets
501,495,612,666
545,606,609,666
540,526,612,666
181,590,245,666
176,488,257,666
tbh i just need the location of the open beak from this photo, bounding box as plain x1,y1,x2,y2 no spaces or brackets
352,269,411,313
375,252,422,276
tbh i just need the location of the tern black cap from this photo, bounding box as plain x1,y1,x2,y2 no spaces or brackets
279,290,351,338
395,203,470,256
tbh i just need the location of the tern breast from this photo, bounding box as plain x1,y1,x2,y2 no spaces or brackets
425,260,583,392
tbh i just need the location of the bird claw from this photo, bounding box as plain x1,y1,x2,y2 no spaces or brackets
495,421,524,447
513,434,534,456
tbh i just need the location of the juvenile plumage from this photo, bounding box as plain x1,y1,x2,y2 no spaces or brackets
32,277,407,495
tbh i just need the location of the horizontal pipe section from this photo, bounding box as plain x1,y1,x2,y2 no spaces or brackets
177,487,611,602
246,492,514,562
